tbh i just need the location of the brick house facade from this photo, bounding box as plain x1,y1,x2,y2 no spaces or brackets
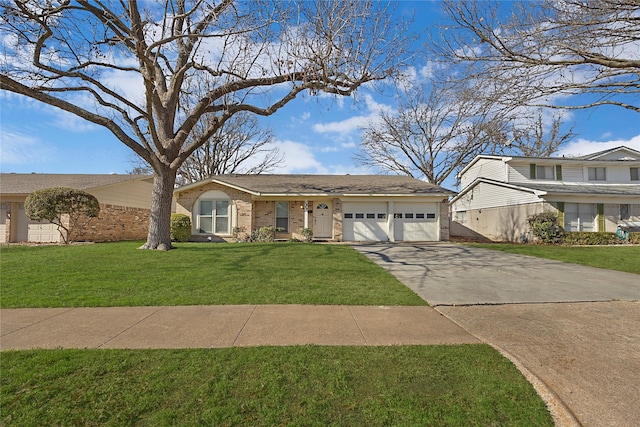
0,174,153,243
175,174,454,243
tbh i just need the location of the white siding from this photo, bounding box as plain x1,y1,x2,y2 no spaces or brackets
453,182,541,212
507,163,530,183
89,180,153,209
460,158,505,188
561,165,584,182
605,165,637,183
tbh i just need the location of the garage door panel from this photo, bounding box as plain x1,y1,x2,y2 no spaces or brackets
348,221,388,241
343,202,389,242
394,202,439,242
28,223,60,242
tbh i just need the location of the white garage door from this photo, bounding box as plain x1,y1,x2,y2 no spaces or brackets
342,202,389,241
17,204,60,243
0,203,7,243
28,222,60,242
393,202,439,241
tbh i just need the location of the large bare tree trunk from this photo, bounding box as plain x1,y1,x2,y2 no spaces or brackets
2,1,414,251
140,167,177,250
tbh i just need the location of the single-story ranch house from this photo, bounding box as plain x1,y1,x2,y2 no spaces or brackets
0,173,153,243
174,174,455,242
451,146,640,242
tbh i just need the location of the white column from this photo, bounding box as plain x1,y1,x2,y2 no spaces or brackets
304,200,309,228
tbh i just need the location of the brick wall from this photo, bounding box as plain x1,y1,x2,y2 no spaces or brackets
439,199,450,241
75,204,150,242
332,198,343,241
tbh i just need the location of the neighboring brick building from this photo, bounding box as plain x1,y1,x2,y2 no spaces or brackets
0,174,154,243
174,174,455,243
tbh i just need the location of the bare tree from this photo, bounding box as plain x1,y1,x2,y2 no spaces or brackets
130,112,282,183
438,0,640,113
503,110,576,157
1,0,413,249
179,112,281,182
356,81,507,185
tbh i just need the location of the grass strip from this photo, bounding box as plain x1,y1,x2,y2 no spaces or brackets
1,345,552,426
466,243,640,275
0,242,425,308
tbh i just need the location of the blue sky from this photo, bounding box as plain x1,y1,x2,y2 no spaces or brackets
1,1,639,191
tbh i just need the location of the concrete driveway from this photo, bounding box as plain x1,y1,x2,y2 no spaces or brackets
352,243,640,306
353,243,640,427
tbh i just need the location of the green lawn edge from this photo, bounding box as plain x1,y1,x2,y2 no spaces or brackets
1,345,553,427
0,241,426,308
464,243,640,275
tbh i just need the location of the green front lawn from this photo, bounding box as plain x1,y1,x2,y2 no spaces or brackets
1,346,553,426
466,244,640,274
0,242,426,308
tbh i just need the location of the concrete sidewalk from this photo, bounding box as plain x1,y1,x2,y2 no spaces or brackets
0,305,479,350
438,301,640,427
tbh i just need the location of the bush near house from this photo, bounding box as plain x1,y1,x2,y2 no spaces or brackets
249,226,277,242
24,187,100,244
170,214,191,242
564,232,620,245
527,211,563,244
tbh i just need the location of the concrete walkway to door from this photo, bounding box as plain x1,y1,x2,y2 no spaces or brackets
353,243,640,427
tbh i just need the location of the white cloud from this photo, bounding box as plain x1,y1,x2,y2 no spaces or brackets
313,116,369,134
271,139,327,174
557,134,640,157
0,130,56,165
312,93,393,134
48,107,100,133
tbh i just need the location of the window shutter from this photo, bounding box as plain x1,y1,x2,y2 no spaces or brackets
597,203,605,232
557,202,565,229
530,164,536,179
555,165,563,181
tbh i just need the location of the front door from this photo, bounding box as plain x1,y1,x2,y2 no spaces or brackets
313,202,332,238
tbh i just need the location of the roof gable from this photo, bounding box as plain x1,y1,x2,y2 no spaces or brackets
575,146,640,161
176,174,455,196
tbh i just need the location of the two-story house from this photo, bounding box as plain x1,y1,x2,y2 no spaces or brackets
450,146,640,242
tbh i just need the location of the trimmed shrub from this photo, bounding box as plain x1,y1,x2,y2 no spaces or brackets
301,227,314,243
249,226,276,242
564,232,619,245
629,232,640,244
527,211,564,244
25,187,100,244
170,214,191,242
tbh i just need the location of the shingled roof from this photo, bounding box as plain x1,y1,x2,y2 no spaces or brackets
0,173,153,195
176,174,455,196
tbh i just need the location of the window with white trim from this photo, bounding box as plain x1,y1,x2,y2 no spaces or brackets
631,167,639,181
536,165,554,180
275,202,289,232
196,191,231,235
